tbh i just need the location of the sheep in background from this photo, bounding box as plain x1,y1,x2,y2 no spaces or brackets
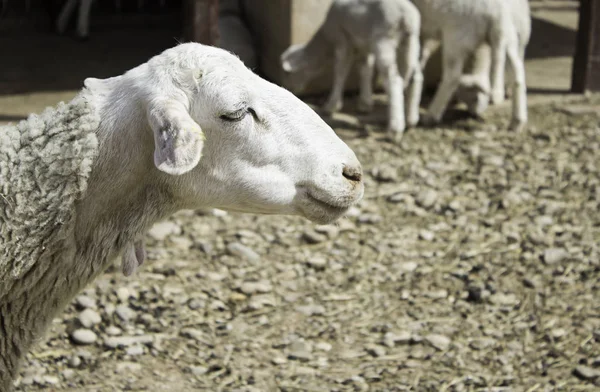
0,43,364,390
280,0,423,143
413,0,530,130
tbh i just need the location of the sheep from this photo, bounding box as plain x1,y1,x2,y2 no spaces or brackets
0,42,364,390
413,0,530,131
280,0,423,143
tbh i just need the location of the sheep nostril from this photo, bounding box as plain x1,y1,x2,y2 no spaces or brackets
342,164,362,182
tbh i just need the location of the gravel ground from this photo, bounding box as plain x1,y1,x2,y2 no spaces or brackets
14,94,600,392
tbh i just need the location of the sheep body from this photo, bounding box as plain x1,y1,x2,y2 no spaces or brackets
413,0,529,130
0,43,363,390
281,0,423,142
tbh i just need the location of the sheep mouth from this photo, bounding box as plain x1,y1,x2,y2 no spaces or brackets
305,192,350,213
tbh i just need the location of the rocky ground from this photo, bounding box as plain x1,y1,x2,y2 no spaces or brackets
14,94,600,392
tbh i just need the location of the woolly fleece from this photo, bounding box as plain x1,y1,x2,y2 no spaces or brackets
0,94,99,291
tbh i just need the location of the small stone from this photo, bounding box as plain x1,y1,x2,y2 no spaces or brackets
357,213,382,224
189,366,209,376
71,329,97,345
383,331,412,347
418,230,435,241
303,230,328,244
295,304,326,316
365,344,386,357
105,326,122,336
271,355,288,365
61,369,75,380
489,293,519,306
399,262,418,272
543,248,569,264
314,225,340,239
288,340,313,362
307,257,327,270
371,165,397,182
43,375,59,385
315,342,332,352
227,242,261,263
240,280,273,295
115,305,136,322
126,345,144,356
247,294,276,310
115,362,142,373
148,221,181,241
416,189,438,209
573,365,600,381
116,287,131,302
171,236,193,250
551,328,568,340
425,334,451,351
75,295,96,309
78,309,101,328
104,335,153,349
68,355,81,368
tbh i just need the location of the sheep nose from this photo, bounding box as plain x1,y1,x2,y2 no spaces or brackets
342,164,362,183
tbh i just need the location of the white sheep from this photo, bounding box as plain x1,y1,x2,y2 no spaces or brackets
280,0,423,142
413,0,530,131
0,42,364,390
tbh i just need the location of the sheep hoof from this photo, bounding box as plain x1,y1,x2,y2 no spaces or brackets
356,100,373,114
322,100,342,114
491,90,506,105
387,129,404,144
509,118,527,132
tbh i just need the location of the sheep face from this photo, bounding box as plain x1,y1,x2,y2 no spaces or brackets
136,44,363,224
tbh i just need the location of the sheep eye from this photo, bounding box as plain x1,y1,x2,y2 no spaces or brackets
220,108,248,122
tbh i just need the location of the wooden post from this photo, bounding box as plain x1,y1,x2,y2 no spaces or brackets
182,0,219,46
571,0,600,92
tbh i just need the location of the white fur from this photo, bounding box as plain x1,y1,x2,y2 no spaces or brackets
0,43,363,390
414,0,530,131
280,0,423,142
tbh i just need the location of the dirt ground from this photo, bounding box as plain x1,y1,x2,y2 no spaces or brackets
12,92,600,392
3,2,600,392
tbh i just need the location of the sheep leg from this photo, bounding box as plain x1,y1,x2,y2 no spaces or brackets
56,0,79,34
419,38,440,70
423,46,466,126
458,44,492,117
375,38,405,142
402,32,422,128
357,54,375,113
506,40,527,132
76,0,93,39
323,42,353,114
489,37,507,105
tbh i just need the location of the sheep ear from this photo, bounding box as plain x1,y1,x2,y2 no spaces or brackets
281,44,306,72
147,98,205,175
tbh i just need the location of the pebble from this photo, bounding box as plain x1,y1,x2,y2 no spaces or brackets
227,242,261,263
42,375,59,385
104,335,153,349
371,165,397,182
61,369,75,380
315,342,332,352
115,305,136,322
399,262,418,272
314,224,340,239
116,287,132,302
383,331,412,347
126,345,144,356
489,292,519,306
418,230,435,241
188,298,205,310
543,248,569,264
302,230,328,244
115,362,142,373
240,280,273,294
573,365,600,381
357,213,382,224
271,355,288,365
307,256,327,270
148,221,181,241
364,344,386,357
416,189,438,209
248,294,276,310
71,329,97,345
105,326,122,336
75,295,97,309
287,340,313,362
68,355,81,368
295,304,326,316
189,366,209,376
425,334,451,351
78,309,101,328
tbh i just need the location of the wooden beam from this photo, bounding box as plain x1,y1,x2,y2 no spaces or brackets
571,0,600,92
182,0,219,46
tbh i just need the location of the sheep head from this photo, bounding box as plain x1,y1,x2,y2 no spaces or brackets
85,43,363,226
